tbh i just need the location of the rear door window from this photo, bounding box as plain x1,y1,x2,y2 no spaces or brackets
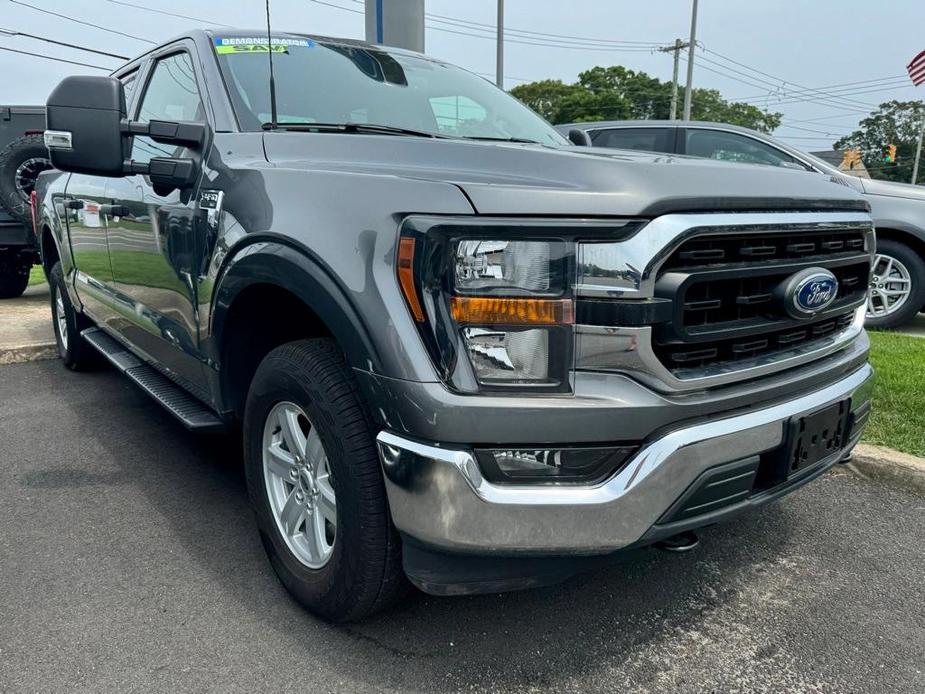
683,129,803,168
589,127,675,154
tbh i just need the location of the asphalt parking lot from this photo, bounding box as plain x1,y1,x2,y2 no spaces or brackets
1,360,923,694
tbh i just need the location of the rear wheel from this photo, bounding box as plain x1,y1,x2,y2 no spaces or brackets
243,338,407,622
0,249,30,298
865,239,925,330
48,261,98,370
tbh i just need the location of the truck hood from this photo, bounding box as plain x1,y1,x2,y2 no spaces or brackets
860,176,925,203
262,134,868,216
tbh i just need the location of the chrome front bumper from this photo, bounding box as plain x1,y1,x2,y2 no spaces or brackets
376,364,873,555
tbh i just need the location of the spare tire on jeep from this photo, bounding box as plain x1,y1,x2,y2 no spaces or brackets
0,134,52,226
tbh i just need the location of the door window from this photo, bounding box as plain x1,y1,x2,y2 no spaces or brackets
590,127,675,153
132,52,204,163
684,129,804,168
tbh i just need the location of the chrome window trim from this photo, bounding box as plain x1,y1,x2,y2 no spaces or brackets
577,211,874,299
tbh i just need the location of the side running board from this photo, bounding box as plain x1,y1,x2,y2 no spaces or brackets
81,327,226,432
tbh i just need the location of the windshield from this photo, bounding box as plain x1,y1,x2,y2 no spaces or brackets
213,35,567,145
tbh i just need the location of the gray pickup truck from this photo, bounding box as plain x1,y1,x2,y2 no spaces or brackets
36,30,874,622
0,105,49,297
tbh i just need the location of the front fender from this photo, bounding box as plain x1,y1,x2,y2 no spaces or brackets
209,238,382,374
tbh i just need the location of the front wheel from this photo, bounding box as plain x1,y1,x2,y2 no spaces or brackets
865,239,925,330
243,338,407,622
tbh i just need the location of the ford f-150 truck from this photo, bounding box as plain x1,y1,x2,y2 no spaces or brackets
35,30,874,622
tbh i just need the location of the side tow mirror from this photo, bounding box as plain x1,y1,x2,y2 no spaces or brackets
567,128,593,147
45,76,127,176
45,75,207,193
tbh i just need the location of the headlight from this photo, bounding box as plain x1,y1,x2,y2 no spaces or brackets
396,217,638,393
453,239,569,295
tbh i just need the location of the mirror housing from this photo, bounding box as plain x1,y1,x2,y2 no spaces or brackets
45,76,127,176
44,75,207,192
567,128,593,147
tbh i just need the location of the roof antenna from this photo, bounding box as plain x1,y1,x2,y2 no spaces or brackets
265,0,278,128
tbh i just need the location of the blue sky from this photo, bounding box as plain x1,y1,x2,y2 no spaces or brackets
2,0,923,149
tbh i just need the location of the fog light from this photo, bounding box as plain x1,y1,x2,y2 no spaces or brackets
475,445,636,484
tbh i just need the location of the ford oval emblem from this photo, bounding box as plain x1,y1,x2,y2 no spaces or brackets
780,268,839,318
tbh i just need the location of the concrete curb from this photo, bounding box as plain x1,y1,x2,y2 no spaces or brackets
0,342,57,365
846,443,925,497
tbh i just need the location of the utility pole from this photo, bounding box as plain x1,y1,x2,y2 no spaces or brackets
658,38,689,120
496,0,504,88
682,0,699,120
912,113,925,185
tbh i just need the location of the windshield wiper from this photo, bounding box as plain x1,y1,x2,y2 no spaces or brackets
460,135,544,144
261,121,452,139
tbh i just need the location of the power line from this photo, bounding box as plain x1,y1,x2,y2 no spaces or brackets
699,47,898,112
731,74,910,102
310,0,662,51
9,0,157,45
0,26,128,59
0,44,111,70
744,83,917,111
103,0,234,28
335,0,666,47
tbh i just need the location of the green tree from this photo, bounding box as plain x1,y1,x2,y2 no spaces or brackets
510,65,781,132
833,100,925,183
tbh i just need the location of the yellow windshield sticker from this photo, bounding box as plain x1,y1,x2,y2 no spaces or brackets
214,37,315,55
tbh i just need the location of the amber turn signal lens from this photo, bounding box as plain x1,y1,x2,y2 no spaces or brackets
450,296,574,325
398,237,425,322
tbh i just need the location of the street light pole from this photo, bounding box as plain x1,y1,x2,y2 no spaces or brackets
682,0,699,120
496,0,504,89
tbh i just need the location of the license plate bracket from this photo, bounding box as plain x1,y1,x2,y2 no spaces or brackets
784,399,850,474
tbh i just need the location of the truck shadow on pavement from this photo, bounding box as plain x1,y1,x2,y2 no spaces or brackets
34,362,806,691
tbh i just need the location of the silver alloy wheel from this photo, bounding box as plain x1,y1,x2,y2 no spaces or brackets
867,253,913,319
14,157,52,202
262,401,337,569
54,285,68,351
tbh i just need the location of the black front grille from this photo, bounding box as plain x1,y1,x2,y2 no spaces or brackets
654,312,855,372
653,225,870,375
662,228,867,270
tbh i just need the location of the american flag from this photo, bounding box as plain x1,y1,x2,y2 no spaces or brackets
909,49,925,86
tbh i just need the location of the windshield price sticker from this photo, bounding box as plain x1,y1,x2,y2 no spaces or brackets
214,37,315,54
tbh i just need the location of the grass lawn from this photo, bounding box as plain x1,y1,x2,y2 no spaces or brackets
864,331,925,458
28,265,46,286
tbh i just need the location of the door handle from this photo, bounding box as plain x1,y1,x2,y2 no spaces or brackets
99,204,129,217
64,199,84,210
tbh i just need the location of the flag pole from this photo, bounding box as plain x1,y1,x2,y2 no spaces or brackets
912,113,924,185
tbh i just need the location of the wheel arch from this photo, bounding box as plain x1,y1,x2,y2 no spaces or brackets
39,223,60,274
873,224,925,259
210,239,383,418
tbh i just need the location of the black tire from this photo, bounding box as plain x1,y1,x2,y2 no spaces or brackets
48,262,99,370
243,338,407,622
0,249,30,298
866,238,925,330
0,134,52,226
